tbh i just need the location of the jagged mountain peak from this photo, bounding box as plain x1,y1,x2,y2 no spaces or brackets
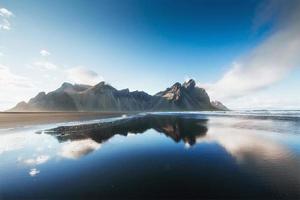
168,79,196,92
211,100,229,111
93,81,106,87
156,79,196,101
9,80,227,111
183,79,196,89
172,82,182,88
36,91,46,97
91,81,116,92
56,82,91,93
61,82,73,88
119,88,130,93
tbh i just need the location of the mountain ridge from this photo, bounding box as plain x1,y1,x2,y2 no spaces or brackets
9,79,228,111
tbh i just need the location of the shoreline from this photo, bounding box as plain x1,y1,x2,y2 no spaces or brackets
0,112,127,129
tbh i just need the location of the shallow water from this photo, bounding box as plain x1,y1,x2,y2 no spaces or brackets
1,111,300,199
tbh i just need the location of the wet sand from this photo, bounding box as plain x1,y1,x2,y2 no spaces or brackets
0,112,126,129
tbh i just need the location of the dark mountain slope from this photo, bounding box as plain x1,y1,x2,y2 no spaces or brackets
151,79,212,111
9,79,227,111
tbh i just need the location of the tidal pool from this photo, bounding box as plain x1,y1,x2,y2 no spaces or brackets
0,112,300,199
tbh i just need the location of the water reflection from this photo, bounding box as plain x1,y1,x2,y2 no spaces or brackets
46,114,208,147
23,155,50,165
29,168,40,177
59,139,101,159
196,126,300,195
1,113,300,198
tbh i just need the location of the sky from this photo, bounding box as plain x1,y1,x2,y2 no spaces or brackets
0,0,300,110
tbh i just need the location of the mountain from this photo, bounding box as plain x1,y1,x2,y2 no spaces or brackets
9,79,227,111
211,100,229,111
151,79,212,110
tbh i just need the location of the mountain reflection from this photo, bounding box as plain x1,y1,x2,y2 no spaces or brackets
2,113,300,198
45,114,208,146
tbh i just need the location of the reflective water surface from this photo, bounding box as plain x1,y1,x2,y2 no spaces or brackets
1,112,300,199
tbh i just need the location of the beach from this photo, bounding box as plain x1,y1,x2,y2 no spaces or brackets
0,112,125,129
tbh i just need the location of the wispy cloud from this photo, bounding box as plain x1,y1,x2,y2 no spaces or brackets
33,61,58,70
0,7,13,31
40,49,51,56
0,64,33,88
66,66,104,85
204,0,300,105
31,50,56,70
0,18,10,30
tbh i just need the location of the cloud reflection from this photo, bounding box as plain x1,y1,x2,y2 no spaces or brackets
24,155,50,165
59,139,101,159
0,133,25,154
197,126,300,194
44,113,300,194
29,168,40,177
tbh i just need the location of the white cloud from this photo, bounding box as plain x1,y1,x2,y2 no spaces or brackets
66,66,103,85
33,61,58,70
0,52,3,56
0,18,11,30
59,139,101,159
0,7,13,31
0,8,13,17
0,64,33,88
206,30,300,100
40,50,50,56
203,1,300,108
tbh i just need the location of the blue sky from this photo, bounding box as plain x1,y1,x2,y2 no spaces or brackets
0,0,300,110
